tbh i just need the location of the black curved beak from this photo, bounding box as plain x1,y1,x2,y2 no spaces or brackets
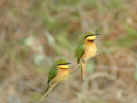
66,62,71,65
96,35,104,40
67,62,73,70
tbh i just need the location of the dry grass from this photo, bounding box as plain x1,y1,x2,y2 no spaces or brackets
0,0,137,103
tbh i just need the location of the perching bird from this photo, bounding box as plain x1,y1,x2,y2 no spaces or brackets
40,59,71,101
76,32,97,81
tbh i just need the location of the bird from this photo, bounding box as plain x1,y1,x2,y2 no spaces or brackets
76,32,97,81
40,59,71,102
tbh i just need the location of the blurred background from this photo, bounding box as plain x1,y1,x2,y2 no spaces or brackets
1,0,137,103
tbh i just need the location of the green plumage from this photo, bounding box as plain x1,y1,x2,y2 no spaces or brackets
39,59,69,102
75,33,86,63
48,64,57,83
48,59,68,83
76,42,84,63
75,32,95,63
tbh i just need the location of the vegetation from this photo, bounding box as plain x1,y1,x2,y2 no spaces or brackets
0,0,137,103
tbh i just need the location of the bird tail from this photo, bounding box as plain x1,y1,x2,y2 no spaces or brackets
39,82,57,102
80,63,86,81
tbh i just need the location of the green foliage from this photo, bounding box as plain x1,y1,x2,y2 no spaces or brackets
117,24,137,47
55,0,80,6
86,62,96,73
56,33,71,49
107,0,124,10
43,15,60,32
103,41,114,47
82,0,99,9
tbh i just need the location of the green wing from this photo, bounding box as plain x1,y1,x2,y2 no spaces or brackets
76,42,84,63
48,59,68,83
48,64,57,83
76,32,95,63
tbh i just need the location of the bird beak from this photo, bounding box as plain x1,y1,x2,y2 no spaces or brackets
95,33,105,40
66,62,71,65
67,63,73,70
96,35,104,40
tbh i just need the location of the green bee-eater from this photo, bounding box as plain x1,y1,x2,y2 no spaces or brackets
76,32,97,80
40,59,71,101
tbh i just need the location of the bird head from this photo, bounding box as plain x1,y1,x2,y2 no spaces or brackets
84,32,96,42
55,59,71,70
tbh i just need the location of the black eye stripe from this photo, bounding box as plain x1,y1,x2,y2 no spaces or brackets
57,62,71,66
85,34,95,39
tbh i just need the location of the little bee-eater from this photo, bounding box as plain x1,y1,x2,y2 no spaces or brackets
40,59,71,101
76,32,97,80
